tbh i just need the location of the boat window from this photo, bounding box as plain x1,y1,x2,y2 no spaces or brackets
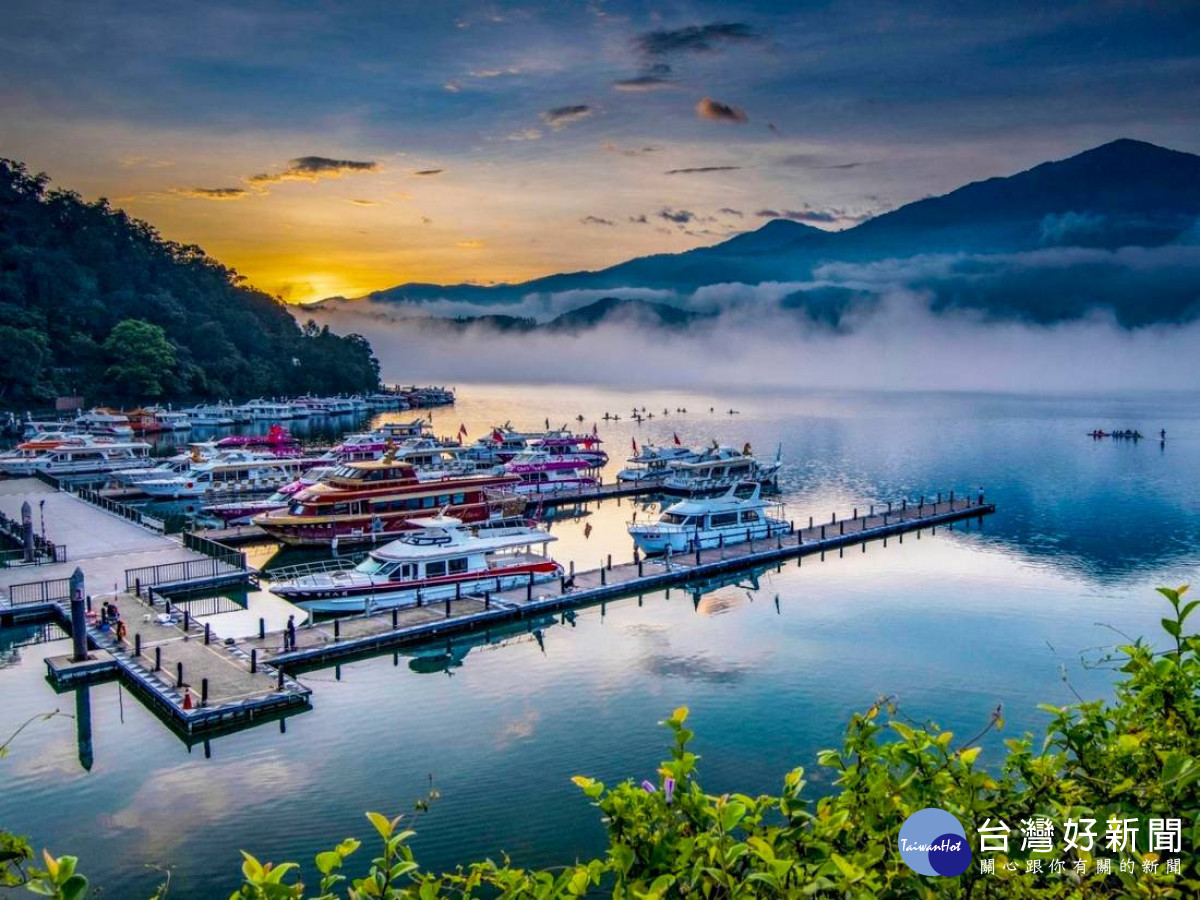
660,513,688,525
452,493,465,505
355,557,387,575
426,560,446,577
741,510,760,523
437,494,450,506
710,512,739,527
448,557,468,574
422,496,436,509
400,564,414,579
332,503,351,515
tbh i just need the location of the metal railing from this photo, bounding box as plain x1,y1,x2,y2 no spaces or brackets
125,552,248,592
6,577,73,606
73,486,164,533
0,510,67,565
266,557,360,581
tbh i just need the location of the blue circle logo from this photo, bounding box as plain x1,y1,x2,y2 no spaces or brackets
898,808,971,876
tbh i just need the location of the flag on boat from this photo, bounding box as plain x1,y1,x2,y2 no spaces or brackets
458,423,468,438
673,432,681,446
631,437,638,454
582,436,596,449
492,429,504,443
584,522,593,539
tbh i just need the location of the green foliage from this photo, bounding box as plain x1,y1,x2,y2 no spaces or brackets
15,589,1200,898
0,158,380,406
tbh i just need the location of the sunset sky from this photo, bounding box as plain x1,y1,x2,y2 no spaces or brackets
3,0,1197,303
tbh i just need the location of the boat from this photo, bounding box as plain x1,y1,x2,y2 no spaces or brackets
253,456,524,546
125,408,165,434
661,444,782,495
138,450,311,498
21,419,82,440
146,407,192,431
73,408,135,437
460,424,560,466
182,404,236,427
628,482,789,555
617,444,702,483
376,419,434,441
502,451,599,494
214,425,303,454
528,433,607,468
267,516,561,613
0,433,88,470
0,435,152,476
239,399,296,420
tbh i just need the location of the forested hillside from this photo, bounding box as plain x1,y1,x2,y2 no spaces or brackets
0,159,380,407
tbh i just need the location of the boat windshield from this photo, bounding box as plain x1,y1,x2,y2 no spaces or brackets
355,557,390,575
660,513,696,526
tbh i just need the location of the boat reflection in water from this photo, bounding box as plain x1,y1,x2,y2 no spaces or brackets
403,614,558,676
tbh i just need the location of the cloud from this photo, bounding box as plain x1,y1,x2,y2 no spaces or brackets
635,22,760,56
603,142,658,156
505,128,543,141
756,204,867,224
613,62,673,92
173,187,248,200
664,166,742,175
658,208,695,224
412,168,445,176
541,105,594,128
696,97,747,124
347,198,379,206
719,207,744,217
779,154,866,170
249,156,378,184
628,214,649,224
469,66,522,78
580,215,616,226
443,80,462,92
420,216,433,225
455,239,485,249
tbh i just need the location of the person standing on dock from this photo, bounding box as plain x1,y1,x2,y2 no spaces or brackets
284,614,296,651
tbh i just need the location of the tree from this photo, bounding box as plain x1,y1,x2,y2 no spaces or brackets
101,319,177,398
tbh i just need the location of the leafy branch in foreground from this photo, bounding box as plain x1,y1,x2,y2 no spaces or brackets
23,587,1200,898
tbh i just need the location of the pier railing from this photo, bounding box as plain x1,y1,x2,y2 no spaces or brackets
0,509,67,566
73,486,165,534
124,552,248,592
6,576,73,606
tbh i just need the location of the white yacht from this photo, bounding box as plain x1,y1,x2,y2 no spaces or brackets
73,408,135,437
0,435,152,476
628,483,789,555
183,405,237,427
145,407,192,431
139,450,310,498
239,399,296,421
617,444,703,483
268,516,562,613
662,444,782,495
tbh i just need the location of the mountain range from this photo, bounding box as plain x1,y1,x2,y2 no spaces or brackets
314,139,1200,329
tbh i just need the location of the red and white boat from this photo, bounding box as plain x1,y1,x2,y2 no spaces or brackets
268,515,562,613
502,451,598,494
252,458,523,546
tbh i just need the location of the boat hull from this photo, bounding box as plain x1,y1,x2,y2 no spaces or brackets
272,561,563,612
629,519,790,555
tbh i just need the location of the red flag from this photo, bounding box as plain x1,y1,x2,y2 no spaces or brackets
631,437,638,454
673,432,681,446
492,429,504,443
583,437,595,449
458,423,468,437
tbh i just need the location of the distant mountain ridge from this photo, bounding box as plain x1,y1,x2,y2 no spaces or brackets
318,139,1200,328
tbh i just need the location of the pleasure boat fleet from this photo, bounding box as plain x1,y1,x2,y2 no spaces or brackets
138,450,311,498
73,408,135,437
268,515,562,613
0,434,152,476
628,482,789,555
501,451,599,494
253,456,524,546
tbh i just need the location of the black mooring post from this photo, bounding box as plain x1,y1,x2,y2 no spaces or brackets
201,678,209,707
445,596,451,617
135,577,141,597
607,553,612,570
821,525,826,539
334,618,340,640
204,622,211,645
176,661,184,686
183,609,190,631
839,521,844,535
69,567,87,663
808,515,813,528
853,507,857,519
277,668,284,689
154,646,161,671
259,617,265,639
601,567,607,586
250,648,257,674
484,591,491,609
134,633,142,657
392,608,398,628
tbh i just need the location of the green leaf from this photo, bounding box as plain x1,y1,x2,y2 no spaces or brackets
365,811,394,840
1162,617,1182,638
719,801,746,832
316,851,342,875
890,722,916,742
959,746,982,766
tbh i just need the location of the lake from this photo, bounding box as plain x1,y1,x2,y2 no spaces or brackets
2,383,1198,898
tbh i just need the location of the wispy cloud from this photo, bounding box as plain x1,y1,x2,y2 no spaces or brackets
347,198,379,206
469,66,523,78
696,97,747,124
443,80,462,92
664,165,742,175
456,239,485,249
755,204,866,224
719,207,744,217
659,208,695,224
173,187,249,200
249,156,378,184
603,142,658,156
505,128,543,141
629,214,649,224
580,215,616,226
636,22,760,56
541,105,594,128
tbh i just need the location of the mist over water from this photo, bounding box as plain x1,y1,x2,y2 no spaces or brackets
308,288,1200,393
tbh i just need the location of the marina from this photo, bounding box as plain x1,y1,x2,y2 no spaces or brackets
1,463,993,740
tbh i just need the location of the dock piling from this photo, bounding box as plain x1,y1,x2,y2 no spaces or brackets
154,646,161,671
204,622,210,645
201,678,209,707
183,609,190,632
69,567,87,663
334,619,340,640
392,608,398,629
176,661,184,687
134,633,141,657
258,617,265,639
250,648,257,674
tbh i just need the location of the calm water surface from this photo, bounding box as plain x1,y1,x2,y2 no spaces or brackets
2,384,1198,897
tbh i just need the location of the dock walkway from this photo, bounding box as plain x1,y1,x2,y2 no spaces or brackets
247,494,994,670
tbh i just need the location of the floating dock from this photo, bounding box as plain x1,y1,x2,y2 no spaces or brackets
244,494,994,670
2,476,993,741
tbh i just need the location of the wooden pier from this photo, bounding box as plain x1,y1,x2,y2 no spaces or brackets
4,476,993,743
246,493,994,670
